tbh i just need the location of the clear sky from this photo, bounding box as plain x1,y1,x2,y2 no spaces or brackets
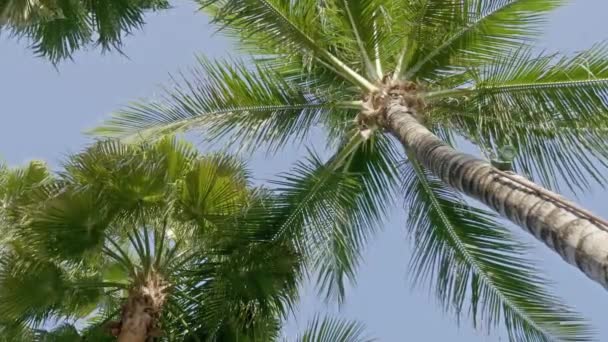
1,1,608,341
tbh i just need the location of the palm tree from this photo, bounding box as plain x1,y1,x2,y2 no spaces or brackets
0,137,307,341
0,138,377,341
0,0,170,62
92,1,608,340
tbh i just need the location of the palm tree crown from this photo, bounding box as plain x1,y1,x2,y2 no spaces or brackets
0,0,170,62
92,1,608,341
0,137,305,340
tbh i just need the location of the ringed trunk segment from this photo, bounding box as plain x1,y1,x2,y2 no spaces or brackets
385,102,608,289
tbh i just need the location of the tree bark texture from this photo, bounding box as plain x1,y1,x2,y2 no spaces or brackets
385,102,608,289
116,294,153,342
116,273,167,342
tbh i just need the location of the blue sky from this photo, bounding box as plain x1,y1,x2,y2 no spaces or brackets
1,1,608,341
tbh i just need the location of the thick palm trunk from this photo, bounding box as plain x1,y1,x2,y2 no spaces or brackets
116,294,154,342
115,273,168,341
385,102,608,289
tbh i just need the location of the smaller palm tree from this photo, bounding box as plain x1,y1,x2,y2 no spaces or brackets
0,137,302,341
0,0,170,62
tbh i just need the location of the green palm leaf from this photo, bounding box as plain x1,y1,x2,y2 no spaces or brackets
200,0,375,89
0,320,35,342
1,0,170,63
402,156,592,342
433,43,608,192
330,0,407,80
0,160,50,207
35,323,81,342
269,132,400,302
92,57,343,153
405,0,564,80
469,43,608,121
0,249,102,328
0,160,51,246
295,315,374,342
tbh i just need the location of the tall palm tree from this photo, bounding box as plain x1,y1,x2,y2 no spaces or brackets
0,137,307,341
0,0,170,62
92,1,608,341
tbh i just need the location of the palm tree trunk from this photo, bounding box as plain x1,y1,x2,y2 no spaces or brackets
116,294,154,342
116,273,167,341
385,102,608,289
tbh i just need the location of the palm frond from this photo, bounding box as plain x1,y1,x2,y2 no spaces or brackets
178,239,301,341
0,320,35,342
295,315,374,342
401,156,592,342
435,43,608,192
336,0,377,78
173,154,250,231
1,0,170,63
199,0,375,89
92,57,342,153
0,252,66,325
0,160,50,206
468,42,608,120
330,0,406,80
405,0,564,80
23,188,112,260
34,323,81,342
268,132,400,303
0,160,51,241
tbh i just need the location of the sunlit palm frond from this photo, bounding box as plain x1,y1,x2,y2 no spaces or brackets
200,0,327,57
468,43,608,121
199,0,375,89
295,315,374,342
0,160,53,249
23,188,112,260
0,160,50,205
329,0,407,80
405,0,564,80
0,0,59,26
175,237,301,341
173,154,251,233
93,57,342,153
64,136,201,195
402,157,592,342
